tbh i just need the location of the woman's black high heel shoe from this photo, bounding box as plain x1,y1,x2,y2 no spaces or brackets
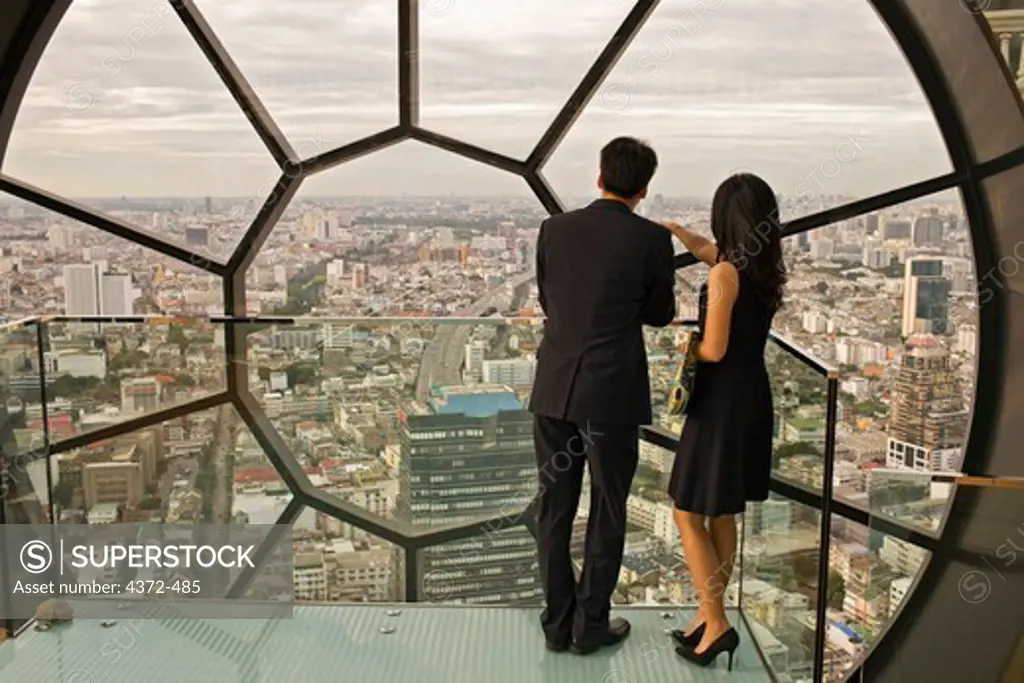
669,622,705,648
675,627,740,671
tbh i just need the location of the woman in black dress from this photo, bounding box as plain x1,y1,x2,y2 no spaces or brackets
661,173,786,669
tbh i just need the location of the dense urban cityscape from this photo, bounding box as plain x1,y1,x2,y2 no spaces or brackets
0,184,975,680
2,0,1016,680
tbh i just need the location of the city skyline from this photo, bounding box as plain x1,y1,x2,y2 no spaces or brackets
4,0,952,202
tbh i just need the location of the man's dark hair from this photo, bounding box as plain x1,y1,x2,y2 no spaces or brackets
599,137,658,199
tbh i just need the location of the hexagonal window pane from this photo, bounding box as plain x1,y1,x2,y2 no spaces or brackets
38,318,226,445
3,0,279,259
243,140,543,316
192,1,398,150
543,0,953,221
420,1,630,158
242,317,543,533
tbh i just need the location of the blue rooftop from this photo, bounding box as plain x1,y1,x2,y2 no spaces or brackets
430,387,524,417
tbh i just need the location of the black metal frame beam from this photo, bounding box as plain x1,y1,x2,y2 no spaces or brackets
526,0,661,171
410,128,527,175
298,126,408,177
0,173,228,276
399,0,419,129
0,0,72,167
170,0,296,169
525,170,565,215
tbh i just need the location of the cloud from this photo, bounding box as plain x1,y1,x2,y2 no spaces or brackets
2,0,953,202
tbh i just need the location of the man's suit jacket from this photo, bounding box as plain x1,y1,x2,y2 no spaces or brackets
528,198,676,426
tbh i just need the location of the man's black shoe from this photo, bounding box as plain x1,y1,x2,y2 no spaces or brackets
545,638,570,652
570,618,631,655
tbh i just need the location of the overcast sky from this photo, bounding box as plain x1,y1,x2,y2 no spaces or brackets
3,0,957,204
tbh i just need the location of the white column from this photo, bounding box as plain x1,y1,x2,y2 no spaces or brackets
1000,32,1012,63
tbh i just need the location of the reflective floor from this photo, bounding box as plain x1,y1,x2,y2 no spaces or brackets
0,605,771,682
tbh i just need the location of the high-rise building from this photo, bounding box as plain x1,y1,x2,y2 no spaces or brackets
865,213,880,236
397,386,539,604
100,272,133,315
481,358,536,386
185,226,209,247
326,259,345,288
912,216,944,246
463,340,486,383
901,258,951,336
886,336,968,472
905,258,950,335
352,263,367,288
63,263,101,315
63,264,134,315
882,218,912,241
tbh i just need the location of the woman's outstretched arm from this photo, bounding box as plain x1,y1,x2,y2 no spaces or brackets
661,221,719,266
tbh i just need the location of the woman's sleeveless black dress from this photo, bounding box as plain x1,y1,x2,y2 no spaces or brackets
668,271,774,516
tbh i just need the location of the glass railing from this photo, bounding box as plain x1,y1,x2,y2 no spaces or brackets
0,313,949,683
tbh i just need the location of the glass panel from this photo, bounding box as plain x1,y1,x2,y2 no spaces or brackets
3,0,279,258
742,494,822,681
770,189,976,534
41,318,226,444
53,403,237,525
420,1,628,158
544,0,953,221
824,513,931,681
0,195,225,316
242,318,542,531
194,1,398,149
622,440,744,611
292,513,404,603
418,525,540,604
767,338,830,492
244,141,544,316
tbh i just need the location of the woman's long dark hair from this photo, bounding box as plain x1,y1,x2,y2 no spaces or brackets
710,173,787,315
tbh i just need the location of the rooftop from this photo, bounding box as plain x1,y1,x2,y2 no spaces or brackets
429,385,523,417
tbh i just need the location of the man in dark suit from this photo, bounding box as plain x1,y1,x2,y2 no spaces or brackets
529,137,676,654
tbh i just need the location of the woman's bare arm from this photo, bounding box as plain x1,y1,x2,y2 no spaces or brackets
697,261,740,362
661,221,719,266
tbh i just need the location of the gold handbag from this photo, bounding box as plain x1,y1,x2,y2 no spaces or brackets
666,330,700,416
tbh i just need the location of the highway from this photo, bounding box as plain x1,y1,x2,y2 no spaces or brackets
414,272,535,402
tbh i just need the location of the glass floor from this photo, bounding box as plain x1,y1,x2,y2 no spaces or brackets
0,605,771,682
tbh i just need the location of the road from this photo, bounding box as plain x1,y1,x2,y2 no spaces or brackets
414,272,535,402
210,404,235,523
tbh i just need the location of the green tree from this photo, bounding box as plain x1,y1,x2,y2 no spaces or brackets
828,569,846,610
167,325,189,356
52,478,76,510
49,374,102,398
138,496,162,510
774,440,821,460
286,363,318,387
814,281,829,295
